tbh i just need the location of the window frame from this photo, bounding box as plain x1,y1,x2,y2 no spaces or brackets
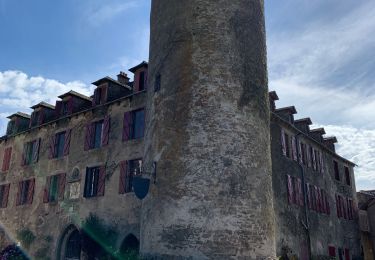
334,160,340,181
131,109,145,140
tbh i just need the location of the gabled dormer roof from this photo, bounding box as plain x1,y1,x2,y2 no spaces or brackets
294,117,312,125
275,106,297,114
30,101,55,110
91,77,132,91
58,90,92,102
310,128,326,135
7,112,31,119
129,61,148,73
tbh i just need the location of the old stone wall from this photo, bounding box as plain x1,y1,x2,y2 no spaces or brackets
0,92,146,259
271,115,361,259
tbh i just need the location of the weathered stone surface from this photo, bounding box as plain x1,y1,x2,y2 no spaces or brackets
141,1,276,259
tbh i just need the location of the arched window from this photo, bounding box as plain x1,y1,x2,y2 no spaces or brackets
65,229,81,260
58,225,81,260
120,234,139,257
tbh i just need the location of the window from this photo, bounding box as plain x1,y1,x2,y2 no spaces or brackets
16,179,35,206
139,71,145,91
84,117,110,150
0,184,10,208
344,166,351,186
123,109,145,141
119,159,142,194
43,173,66,203
92,85,107,106
49,130,71,159
30,111,40,127
6,120,16,135
334,161,340,181
84,166,105,198
1,147,12,172
61,101,70,116
22,139,41,165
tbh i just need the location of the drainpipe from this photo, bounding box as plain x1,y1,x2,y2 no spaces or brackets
296,132,312,259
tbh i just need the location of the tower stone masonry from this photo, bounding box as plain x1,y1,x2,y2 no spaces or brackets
141,0,276,259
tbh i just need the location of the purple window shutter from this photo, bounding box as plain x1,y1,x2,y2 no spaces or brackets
32,138,41,163
27,179,35,205
321,189,326,214
49,135,56,159
287,175,294,204
101,86,108,104
84,124,93,151
97,166,106,196
281,129,286,156
291,136,297,161
298,179,303,206
55,101,62,118
119,161,127,194
306,184,311,209
58,173,66,200
2,184,10,208
63,129,72,156
102,116,110,146
336,195,340,218
123,112,132,141
43,176,51,203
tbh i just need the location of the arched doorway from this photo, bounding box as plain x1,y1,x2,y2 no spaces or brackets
58,225,81,260
119,234,139,258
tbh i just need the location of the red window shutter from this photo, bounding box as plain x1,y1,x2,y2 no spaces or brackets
101,86,108,104
55,101,62,118
63,129,72,156
32,138,41,163
16,181,22,206
344,248,350,260
66,97,73,114
329,246,336,257
27,179,35,205
97,166,106,196
306,145,312,168
58,173,66,200
287,175,294,204
119,161,127,194
123,112,132,141
21,144,27,166
281,129,287,156
49,135,56,159
102,116,110,146
298,141,303,164
43,176,51,203
2,147,11,172
291,136,297,161
2,184,10,208
84,123,93,151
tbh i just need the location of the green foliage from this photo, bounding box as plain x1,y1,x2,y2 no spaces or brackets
16,228,35,249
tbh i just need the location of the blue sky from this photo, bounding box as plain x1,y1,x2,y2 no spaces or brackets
0,0,374,190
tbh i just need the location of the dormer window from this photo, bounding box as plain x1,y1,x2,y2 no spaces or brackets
30,111,40,127
139,71,145,91
6,120,16,135
93,85,107,106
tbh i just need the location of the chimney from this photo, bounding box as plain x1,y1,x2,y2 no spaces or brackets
294,118,312,134
117,71,130,85
309,128,326,143
323,136,337,152
275,106,297,124
269,91,279,112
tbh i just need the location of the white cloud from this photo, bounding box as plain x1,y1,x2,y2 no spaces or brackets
321,125,375,191
0,70,95,135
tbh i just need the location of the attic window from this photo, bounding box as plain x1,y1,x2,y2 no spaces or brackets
344,166,351,186
139,71,145,91
6,120,16,135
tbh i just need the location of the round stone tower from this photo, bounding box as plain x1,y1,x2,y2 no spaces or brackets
141,0,276,259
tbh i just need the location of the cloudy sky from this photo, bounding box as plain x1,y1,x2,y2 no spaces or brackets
0,0,374,190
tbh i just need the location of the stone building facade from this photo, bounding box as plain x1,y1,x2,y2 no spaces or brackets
0,64,361,259
357,190,375,260
0,0,362,259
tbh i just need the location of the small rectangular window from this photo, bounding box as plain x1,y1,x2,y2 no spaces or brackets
84,167,100,198
139,71,145,91
334,161,340,181
344,166,351,186
119,159,142,194
93,121,104,149
24,140,38,165
55,132,66,158
0,184,10,208
132,109,145,139
6,120,16,135
17,179,35,206
61,101,69,116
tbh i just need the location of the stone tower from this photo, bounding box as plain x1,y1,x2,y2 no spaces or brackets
141,0,276,259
